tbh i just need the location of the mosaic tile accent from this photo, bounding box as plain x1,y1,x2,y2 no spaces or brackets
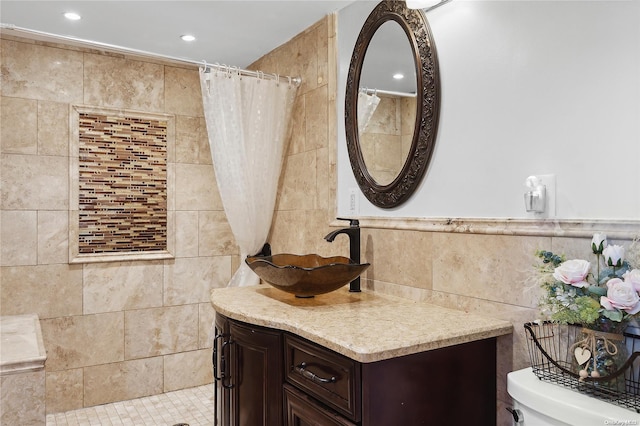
78,112,167,254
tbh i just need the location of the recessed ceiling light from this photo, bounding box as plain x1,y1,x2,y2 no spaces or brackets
63,12,81,21
181,34,196,42
393,73,404,80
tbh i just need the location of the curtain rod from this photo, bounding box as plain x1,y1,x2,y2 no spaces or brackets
359,87,416,98
0,23,301,86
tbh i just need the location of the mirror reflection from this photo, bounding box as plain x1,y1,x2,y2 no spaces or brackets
358,21,417,186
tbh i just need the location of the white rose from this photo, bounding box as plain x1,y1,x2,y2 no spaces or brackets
623,269,640,292
600,278,640,314
553,259,591,288
591,233,607,254
603,244,625,267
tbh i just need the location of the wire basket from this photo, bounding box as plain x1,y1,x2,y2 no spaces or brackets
524,321,640,412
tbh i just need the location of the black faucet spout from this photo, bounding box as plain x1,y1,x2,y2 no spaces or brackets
324,227,357,243
324,218,361,292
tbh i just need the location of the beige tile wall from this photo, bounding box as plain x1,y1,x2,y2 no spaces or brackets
360,94,415,185
250,16,347,258
1,369,46,425
0,36,231,413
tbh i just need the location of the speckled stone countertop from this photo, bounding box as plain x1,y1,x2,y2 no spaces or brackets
210,286,513,363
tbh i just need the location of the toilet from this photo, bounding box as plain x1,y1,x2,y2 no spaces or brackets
507,368,640,425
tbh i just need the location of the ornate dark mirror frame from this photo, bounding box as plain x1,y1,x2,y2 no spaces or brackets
345,0,440,208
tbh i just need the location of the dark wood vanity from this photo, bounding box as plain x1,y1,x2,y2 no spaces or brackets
214,314,283,425
211,286,511,426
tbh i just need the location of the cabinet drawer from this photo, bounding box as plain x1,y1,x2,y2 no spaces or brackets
284,384,356,426
284,334,361,422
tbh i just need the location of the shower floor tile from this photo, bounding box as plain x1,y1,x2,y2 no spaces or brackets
45,384,215,426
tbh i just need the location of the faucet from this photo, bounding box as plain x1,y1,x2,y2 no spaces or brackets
324,218,361,292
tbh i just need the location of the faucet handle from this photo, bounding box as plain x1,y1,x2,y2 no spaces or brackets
336,217,359,227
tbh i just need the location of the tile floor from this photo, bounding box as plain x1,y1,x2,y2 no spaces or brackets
45,384,216,426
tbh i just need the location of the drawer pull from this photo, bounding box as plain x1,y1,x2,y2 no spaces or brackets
294,362,336,384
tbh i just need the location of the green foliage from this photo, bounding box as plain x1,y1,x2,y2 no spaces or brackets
536,250,564,267
587,285,607,297
549,296,601,325
598,262,631,284
602,308,624,322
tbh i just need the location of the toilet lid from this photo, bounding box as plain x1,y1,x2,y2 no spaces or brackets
507,368,640,425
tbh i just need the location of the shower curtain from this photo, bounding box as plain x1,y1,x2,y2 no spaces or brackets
199,68,298,287
357,90,380,133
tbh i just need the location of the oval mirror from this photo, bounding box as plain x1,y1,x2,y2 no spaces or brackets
345,0,440,208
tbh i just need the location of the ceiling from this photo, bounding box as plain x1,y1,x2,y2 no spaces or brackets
0,0,357,68
1,0,421,95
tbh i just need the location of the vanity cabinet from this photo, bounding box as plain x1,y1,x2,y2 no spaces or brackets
213,314,283,426
214,313,497,425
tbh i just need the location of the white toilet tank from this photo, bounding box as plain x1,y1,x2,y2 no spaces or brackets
507,368,640,426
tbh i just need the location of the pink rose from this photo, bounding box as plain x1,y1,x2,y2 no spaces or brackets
600,278,640,315
553,259,591,288
623,269,640,292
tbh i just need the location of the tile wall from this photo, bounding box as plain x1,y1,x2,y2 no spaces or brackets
360,94,415,184
251,16,346,258
0,36,233,412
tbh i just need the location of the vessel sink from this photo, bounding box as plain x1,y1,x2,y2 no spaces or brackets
245,253,370,298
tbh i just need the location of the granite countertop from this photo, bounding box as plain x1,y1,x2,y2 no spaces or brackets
210,285,513,363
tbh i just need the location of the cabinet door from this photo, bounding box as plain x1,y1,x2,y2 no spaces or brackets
229,320,283,426
362,337,497,425
213,314,230,426
284,384,356,426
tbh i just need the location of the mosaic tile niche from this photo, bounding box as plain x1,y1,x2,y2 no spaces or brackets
69,106,175,263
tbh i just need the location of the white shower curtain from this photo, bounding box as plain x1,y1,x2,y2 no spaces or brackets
199,68,298,287
357,91,380,133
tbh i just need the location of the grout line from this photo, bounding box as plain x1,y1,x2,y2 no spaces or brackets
47,384,214,425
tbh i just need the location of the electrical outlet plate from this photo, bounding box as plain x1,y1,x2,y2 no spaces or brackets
348,188,359,216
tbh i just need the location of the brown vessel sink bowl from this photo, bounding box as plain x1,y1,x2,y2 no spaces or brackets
246,253,370,298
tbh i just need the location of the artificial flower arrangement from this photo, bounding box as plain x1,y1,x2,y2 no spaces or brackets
531,234,640,390
536,233,640,333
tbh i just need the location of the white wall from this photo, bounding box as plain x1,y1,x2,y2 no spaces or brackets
337,0,640,220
